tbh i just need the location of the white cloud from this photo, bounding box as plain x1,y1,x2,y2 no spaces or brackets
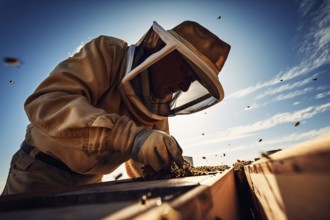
227,0,330,101
188,126,330,167
297,0,330,58
239,86,314,112
297,0,314,17
214,126,330,154
227,62,319,100
184,1,330,165
226,82,266,99
316,85,330,91
259,126,330,146
243,102,268,111
256,77,315,100
316,91,330,99
182,102,330,148
274,87,313,101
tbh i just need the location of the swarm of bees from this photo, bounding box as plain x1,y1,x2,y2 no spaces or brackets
142,160,229,180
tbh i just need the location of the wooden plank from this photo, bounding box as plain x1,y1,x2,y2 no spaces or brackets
107,169,240,220
244,134,330,220
0,175,213,219
0,170,240,220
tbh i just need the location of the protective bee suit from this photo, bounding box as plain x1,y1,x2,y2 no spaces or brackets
2,21,230,195
122,21,230,120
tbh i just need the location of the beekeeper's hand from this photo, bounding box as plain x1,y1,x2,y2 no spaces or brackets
131,129,184,171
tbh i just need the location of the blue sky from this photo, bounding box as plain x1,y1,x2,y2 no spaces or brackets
1,0,329,189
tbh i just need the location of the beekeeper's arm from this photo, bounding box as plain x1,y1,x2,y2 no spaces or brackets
24,36,182,174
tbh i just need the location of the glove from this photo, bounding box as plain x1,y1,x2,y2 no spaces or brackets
131,129,184,172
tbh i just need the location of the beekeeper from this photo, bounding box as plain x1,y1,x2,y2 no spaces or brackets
2,20,230,195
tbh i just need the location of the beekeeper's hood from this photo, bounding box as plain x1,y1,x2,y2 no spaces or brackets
120,21,231,126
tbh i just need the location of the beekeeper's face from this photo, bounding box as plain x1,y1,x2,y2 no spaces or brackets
148,50,197,99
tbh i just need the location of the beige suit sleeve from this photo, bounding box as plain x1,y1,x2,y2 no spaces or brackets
24,36,143,158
